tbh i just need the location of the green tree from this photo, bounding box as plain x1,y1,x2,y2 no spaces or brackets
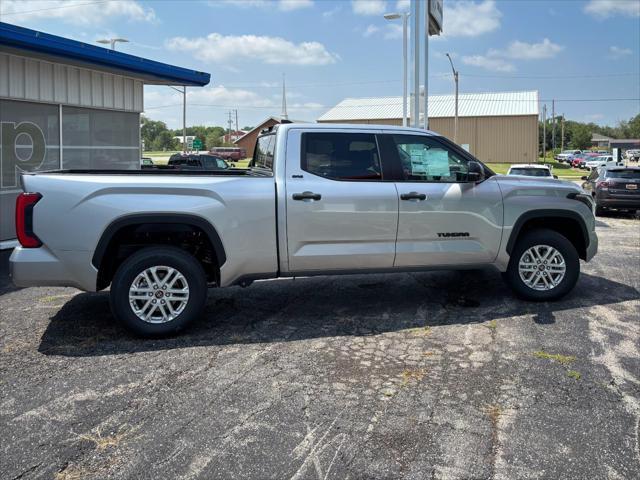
141,116,169,151
570,124,591,149
151,131,177,151
206,132,223,149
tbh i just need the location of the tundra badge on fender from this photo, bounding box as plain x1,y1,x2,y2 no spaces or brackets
437,232,470,238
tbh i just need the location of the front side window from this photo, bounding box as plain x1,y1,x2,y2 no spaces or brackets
391,134,469,182
301,133,382,181
253,134,275,170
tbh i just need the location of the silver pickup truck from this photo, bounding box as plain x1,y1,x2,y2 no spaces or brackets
10,123,598,336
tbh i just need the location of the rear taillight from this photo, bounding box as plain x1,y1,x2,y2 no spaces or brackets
15,192,42,248
596,181,610,190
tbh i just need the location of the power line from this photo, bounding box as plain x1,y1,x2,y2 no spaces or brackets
459,72,640,79
0,1,108,16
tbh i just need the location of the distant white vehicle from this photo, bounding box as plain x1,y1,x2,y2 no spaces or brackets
555,150,581,162
584,155,623,170
507,164,556,178
625,149,640,161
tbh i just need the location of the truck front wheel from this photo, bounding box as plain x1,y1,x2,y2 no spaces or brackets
109,247,207,337
504,229,580,301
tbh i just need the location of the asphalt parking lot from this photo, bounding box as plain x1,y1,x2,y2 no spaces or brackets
1,213,639,480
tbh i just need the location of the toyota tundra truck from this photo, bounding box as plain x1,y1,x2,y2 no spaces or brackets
10,123,598,336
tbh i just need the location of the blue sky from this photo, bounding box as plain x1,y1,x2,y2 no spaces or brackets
1,0,639,130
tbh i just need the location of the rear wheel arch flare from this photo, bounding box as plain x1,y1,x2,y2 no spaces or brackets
92,214,226,288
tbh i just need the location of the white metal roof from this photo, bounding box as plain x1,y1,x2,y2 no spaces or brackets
318,91,539,122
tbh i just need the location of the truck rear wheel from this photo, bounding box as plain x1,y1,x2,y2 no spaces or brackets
504,229,580,301
109,246,207,337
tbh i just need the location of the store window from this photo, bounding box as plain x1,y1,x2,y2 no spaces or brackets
62,107,139,170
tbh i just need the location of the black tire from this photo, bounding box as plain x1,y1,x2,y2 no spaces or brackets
109,246,208,337
504,229,580,301
595,205,606,216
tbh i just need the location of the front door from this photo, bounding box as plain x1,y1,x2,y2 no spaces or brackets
285,130,398,272
382,133,504,267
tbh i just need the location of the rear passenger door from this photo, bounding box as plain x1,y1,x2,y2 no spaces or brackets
382,133,504,267
285,130,399,272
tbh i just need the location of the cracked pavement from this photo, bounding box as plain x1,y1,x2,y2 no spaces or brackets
1,213,639,479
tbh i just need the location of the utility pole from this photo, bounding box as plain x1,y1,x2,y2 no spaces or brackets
445,53,459,143
542,104,547,163
552,99,556,153
182,86,186,152
422,1,429,130
411,0,421,128
561,114,565,152
235,109,239,136
227,111,233,143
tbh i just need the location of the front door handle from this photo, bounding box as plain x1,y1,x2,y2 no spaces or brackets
292,191,322,201
400,192,427,201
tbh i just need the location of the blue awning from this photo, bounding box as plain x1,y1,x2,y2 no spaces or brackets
0,22,210,87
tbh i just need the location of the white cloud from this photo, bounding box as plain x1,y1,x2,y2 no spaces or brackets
187,85,276,108
441,1,502,37
462,37,563,71
609,45,633,59
277,0,314,11
584,0,640,18
218,0,313,11
363,24,380,37
384,23,403,39
352,0,387,16
323,6,342,18
166,33,338,66
0,0,156,25
585,113,605,122
396,0,410,11
461,55,515,72
504,38,564,59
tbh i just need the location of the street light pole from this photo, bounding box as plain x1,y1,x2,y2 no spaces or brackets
96,38,129,50
445,53,459,144
182,86,187,152
384,12,409,127
168,85,187,151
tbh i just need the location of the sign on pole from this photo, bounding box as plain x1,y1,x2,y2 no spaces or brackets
428,0,443,36
193,138,202,151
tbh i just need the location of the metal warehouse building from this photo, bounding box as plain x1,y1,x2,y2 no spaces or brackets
318,91,539,165
0,22,210,245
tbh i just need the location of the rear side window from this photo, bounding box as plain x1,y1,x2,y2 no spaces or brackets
509,168,550,176
253,134,275,170
606,170,640,179
301,132,382,181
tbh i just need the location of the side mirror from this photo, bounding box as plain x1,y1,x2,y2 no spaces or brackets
581,176,587,180
467,161,484,183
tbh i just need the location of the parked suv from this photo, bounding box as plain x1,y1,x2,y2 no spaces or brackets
556,150,581,162
581,166,640,215
168,153,230,171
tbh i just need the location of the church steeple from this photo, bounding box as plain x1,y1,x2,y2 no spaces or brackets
281,73,288,120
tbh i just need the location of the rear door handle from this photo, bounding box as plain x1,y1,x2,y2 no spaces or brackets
400,192,427,201
292,191,322,201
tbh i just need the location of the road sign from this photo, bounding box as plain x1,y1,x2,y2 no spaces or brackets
192,138,203,150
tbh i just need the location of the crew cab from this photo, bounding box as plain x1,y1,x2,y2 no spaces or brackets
10,124,598,336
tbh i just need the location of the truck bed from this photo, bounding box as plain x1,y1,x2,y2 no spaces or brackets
24,168,270,177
